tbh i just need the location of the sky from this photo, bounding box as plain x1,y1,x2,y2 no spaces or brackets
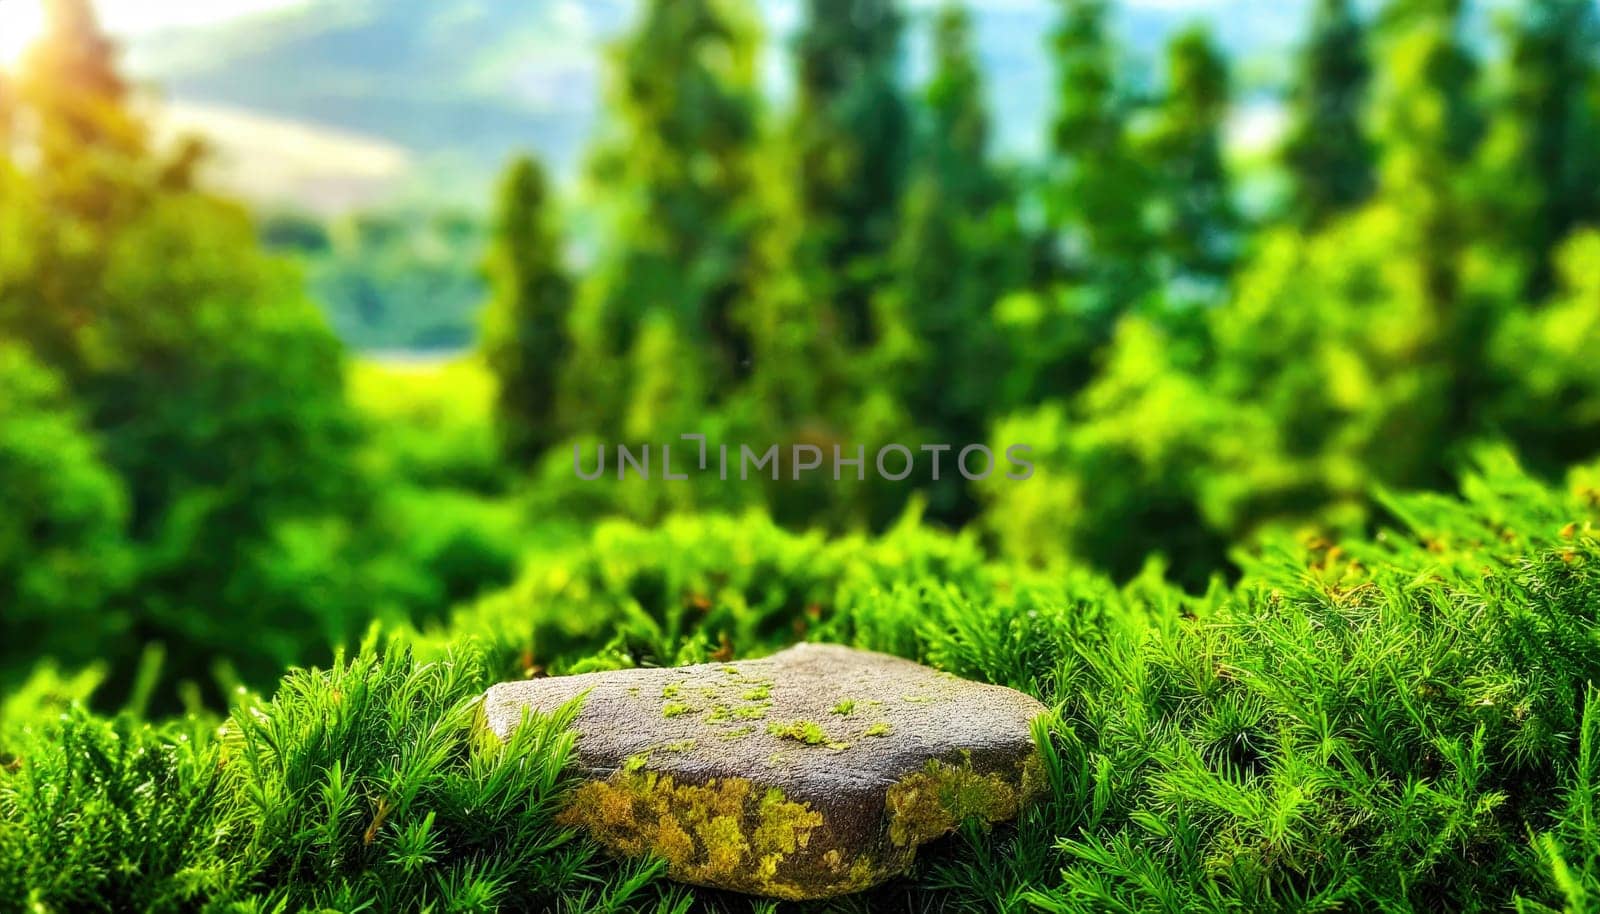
0,0,309,66
0,0,1222,68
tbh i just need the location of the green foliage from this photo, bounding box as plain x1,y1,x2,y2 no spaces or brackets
214,641,609,911
1282,0,1376,226
11,0,1600,907
1489,231,1600,472
1140,26,1238,297
482,156,574,464
273,206,488,351
0,707,224,912
348,356,505,494
881,4,1025,521
1043,0,1156,340
8,451,1600,912
570,0,767,439
791,0,911,348
1478,0,1600,298
0,2,370,704
0,642,637,913
1030,455,1600,913
0,343,129,679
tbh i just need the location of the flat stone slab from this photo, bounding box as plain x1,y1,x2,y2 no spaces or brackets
482,643,1048,899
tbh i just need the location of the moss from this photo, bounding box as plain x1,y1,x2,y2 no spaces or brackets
741,683,771,701
884,757,1027,848
558,771,827,899
661,682,683,699
767,720,847,751
662,702,692,718
864,722,891,737
767,720,827,745
706,705,730,723
733,705,768,720
831,699,856,716
661,739,697,752
718,726,755,741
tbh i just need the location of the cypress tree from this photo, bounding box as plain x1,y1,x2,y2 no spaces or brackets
481,156,573,465
1484,0,1600,298
888,4,1021,463
1047,0,1154,311
1371,0,1488,460
791,0,912,348
1141,26,1237,294
1282,0,1375,227
1372,0,1481,300
574,0,765,434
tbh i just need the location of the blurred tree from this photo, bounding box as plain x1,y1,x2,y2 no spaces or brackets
257,210,331,254
1140,26,1238,298
0,0,367,703
1024,0,1156,398
481,156,573,465
1480,0,1600,299
1282,0,1375,227
1373,0,1487,447
0,341,130,681
574,0,766,437
291,207,487,350
1048,0,1153,290
791,0,911,348
883,3,1024,519
16,0,143,180
1490,231,1600,471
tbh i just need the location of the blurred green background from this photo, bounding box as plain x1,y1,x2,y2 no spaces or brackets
2,0,1599,710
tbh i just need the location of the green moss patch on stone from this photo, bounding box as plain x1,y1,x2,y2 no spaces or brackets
830,699,856,716
864,722,891,737
766,720,848,750
767,720,828,745
662,702,692,718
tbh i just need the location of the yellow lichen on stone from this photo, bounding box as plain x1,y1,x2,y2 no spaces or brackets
557,769,828,898
883,758,1026,848
753,787,819,855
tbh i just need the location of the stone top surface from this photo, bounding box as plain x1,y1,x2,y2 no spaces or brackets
481,642,1048,797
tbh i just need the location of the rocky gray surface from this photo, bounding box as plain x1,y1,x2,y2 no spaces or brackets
482,643,1048,899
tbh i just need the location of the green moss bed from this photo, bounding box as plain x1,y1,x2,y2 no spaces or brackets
4,456,1600,913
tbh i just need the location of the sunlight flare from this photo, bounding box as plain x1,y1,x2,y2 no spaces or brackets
0,0,47,70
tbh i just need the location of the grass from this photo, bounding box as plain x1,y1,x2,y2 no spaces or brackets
3,453,1600,911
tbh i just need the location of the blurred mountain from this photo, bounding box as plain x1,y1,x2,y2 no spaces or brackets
120,0,1311,210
